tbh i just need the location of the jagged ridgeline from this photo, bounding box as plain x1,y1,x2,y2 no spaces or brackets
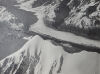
57,0,100,40
46,0,100,40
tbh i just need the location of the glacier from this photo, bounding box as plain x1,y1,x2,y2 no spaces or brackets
0,0,100,74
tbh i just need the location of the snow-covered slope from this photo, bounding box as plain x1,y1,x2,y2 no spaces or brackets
0,0,100,74
0,35,99,74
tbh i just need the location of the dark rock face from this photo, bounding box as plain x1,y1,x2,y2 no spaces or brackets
32,0,53,8
53,0,70,28
39,0,100,40
54,0,100,40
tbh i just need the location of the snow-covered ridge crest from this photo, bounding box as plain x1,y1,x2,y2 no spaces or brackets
0,35,64,74
0,35,99,74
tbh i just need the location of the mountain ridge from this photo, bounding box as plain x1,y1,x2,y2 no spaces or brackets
0,35,99,74
0,0,100,74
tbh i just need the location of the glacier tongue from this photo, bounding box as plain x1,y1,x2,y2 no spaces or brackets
0,0,100,74
0,35,99,74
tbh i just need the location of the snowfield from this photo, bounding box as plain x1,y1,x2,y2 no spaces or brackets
0,35,99,74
